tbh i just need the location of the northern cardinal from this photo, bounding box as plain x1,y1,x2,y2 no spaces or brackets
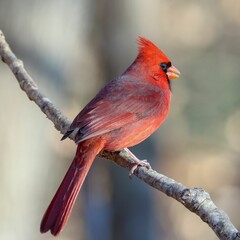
40,37,180,236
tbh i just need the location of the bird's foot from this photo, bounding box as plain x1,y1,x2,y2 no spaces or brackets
129,159,151,177
122,148,151,177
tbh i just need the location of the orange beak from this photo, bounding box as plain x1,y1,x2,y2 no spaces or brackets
166,65,180,79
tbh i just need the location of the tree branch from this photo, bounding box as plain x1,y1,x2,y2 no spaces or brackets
0,30,239,240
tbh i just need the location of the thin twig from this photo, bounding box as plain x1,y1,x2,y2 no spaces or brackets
0,30,239,240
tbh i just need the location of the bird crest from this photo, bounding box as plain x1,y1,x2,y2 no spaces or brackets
137,36,169,62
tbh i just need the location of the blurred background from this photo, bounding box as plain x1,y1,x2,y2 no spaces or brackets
0,0,240,239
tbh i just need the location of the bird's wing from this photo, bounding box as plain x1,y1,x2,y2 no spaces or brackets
62,78,167,143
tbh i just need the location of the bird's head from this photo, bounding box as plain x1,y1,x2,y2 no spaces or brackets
136,37,180,87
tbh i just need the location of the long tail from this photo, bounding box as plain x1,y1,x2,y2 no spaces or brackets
40,138,105,236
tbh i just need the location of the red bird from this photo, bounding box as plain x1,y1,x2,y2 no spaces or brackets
40,37,180,236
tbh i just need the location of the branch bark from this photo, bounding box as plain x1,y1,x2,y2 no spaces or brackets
0,30,239,240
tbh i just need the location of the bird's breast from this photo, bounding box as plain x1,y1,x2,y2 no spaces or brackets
103,90,171,151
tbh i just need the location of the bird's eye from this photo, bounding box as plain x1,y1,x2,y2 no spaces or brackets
159,62,171,72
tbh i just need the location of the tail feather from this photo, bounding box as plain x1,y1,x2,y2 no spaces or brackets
40,139,104,236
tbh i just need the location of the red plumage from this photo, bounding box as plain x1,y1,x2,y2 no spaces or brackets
40,37,180,236
40,138,105,235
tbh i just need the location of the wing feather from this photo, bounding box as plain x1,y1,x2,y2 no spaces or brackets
63,77,168,143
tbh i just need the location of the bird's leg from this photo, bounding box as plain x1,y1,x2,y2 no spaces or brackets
123,148,151,177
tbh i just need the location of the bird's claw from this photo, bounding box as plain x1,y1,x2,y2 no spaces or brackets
129,159,151,178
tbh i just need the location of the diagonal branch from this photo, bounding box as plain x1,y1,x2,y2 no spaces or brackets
0,30,239,240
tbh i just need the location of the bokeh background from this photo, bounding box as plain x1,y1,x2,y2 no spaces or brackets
0,0,240,239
